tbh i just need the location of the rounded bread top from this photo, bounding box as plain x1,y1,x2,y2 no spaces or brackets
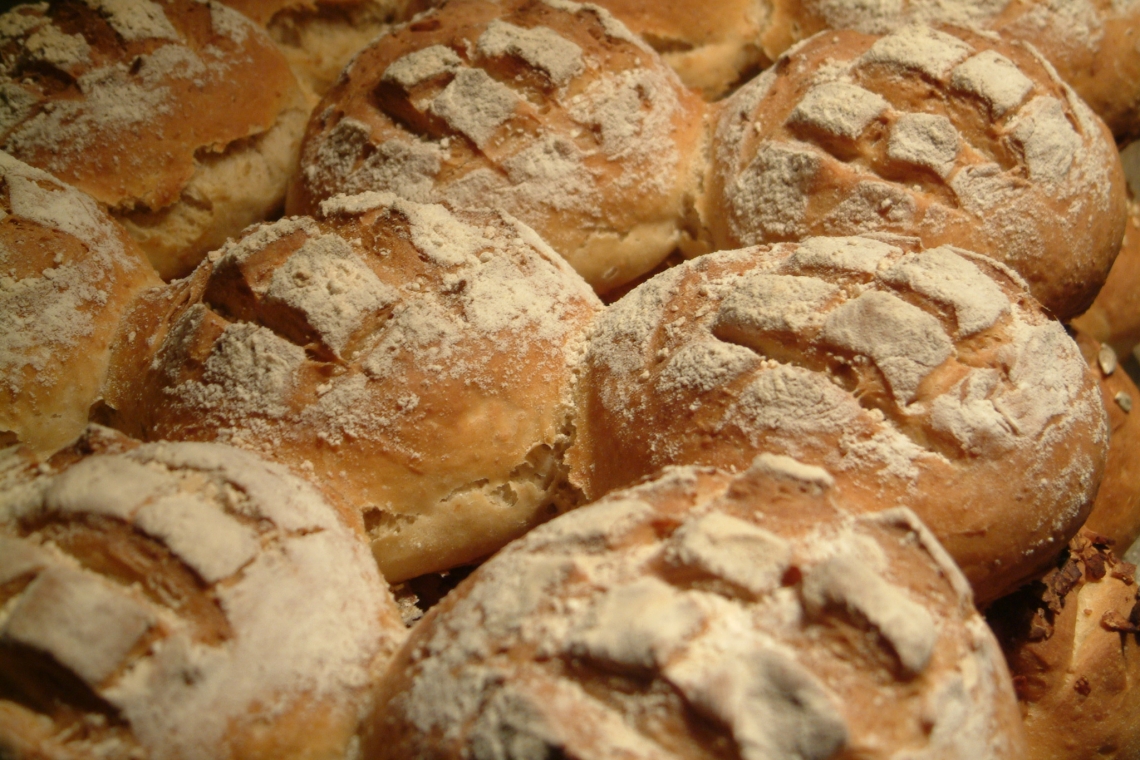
0,0,301,213
571,234,1108,602
288,0,708,293
0,433,405,760
705,25,1126,321
100,192,602,581
363,459,1026,760
756,0,1140,141
0,151,160,455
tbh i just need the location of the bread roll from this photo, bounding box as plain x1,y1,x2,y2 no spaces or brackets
571,235,1108,603
363,457,1027,759
0,0,309,280
1072,197,1140,359
755,1,1140,142
99,192,602,582
0,152,161,456
704,25,1126,321
221,0,407,100
988,530,1140,760
1073,331,1140,550
0,429,406,760
288,0,708,294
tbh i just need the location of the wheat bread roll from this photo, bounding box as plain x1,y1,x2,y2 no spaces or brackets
98,192,602,583
288,0,708,294
0,152,161,457
220,0,407,101
1072,197,1140,359
704,25,1127,321
753,0,1140,142
570,235,1108,603
0,0,309,280
0,427,406,760
1072,331,1140,550
988,530,1140,760
363,457,1027,760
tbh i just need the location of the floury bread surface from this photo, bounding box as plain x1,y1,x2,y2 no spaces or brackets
0,0,309,280
0,429,406,760
362,459,1027,760
288,0,708,294
704,25,1126,322
98,192,602,582
0,153,161,456
570,235,1107,603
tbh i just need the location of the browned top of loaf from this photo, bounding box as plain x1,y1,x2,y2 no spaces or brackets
706,25,1126,321
0,0,299,212
221,0,404,27
756,0,1140,141
1073,198,1140,357
364,460,1026,760
571,235,1108,602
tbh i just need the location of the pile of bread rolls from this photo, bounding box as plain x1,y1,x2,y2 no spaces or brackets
2,0,1139,758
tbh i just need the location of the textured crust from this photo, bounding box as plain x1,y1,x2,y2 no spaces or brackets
1072,198,1140,359
363,460,1027,760
0,429,406,760
704,25,1126,322
98,192,602,582
0,153,161,456
221,0,407,99
570,236,1108,603
755,0,1140,142
1074,330,1140,550
288,0,708,294
0,0,306,279
988,530,1140,760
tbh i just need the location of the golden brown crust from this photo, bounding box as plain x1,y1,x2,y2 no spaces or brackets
0,153,161,457
1072,199,1140,359
571,236,1108,603
704,25,1127,322
988,530,1140,760
0,0,306,279
1073,330,1140,550
288,0,709,293
364,461,1027,759
0,432,406,760
756,0,1140,142
99,193,602,582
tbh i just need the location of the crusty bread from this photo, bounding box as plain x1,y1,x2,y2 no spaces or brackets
703,25,1127,321
755,0,1140,142
1072,197,1140,359
988,530,1140,760
221,0,407,101
570,235,1108,603
363,457,1027,759
1073,330,1140,551
98,192,602,582
0,428,406,760
0,152,161,456
288,0,708,294
0,0,309,280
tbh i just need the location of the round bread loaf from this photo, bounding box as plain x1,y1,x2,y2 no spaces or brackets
1073,331,1140,550
0,0,309,280
754,1,1140,142
570,235,1108,603
1072,197,1140,359
0,430,406,760
363,457,1027,759
288,0,708,294
988,530,1140,760
0,152,161,456
704,25,1126,321
98,192,602,583
220,0,407,101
